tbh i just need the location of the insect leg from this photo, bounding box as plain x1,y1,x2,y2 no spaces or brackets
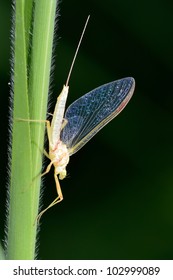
36,173,63,223
16,117,50,125
43,149,50,159
54,171,63,201
41,161,54,177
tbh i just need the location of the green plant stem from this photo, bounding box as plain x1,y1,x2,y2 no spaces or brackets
24,0,34,58
0,243,5,260
7,0,57,260
29,0,57,184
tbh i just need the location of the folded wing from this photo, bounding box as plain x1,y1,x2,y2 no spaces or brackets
60,77,135,155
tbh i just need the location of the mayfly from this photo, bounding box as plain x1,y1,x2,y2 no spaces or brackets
37,16,135,220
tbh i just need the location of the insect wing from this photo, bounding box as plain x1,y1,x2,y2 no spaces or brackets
60,77,135,155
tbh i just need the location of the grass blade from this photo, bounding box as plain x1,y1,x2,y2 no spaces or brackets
7,0,58,259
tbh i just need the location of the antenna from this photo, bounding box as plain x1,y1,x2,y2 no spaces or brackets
65,15,90,86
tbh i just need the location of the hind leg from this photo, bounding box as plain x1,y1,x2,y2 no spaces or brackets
36,172,63,223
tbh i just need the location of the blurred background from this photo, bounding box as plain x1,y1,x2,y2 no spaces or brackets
1,0,173,259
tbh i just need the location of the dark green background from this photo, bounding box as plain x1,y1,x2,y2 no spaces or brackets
0,0,173,259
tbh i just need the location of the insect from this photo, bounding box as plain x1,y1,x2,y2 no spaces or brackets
36,16,135,221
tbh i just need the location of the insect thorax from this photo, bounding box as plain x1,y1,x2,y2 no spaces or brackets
49,141,69,180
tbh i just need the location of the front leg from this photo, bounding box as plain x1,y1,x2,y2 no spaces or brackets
16,117,52,151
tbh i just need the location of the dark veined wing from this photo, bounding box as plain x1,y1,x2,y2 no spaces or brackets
60,77,135,155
